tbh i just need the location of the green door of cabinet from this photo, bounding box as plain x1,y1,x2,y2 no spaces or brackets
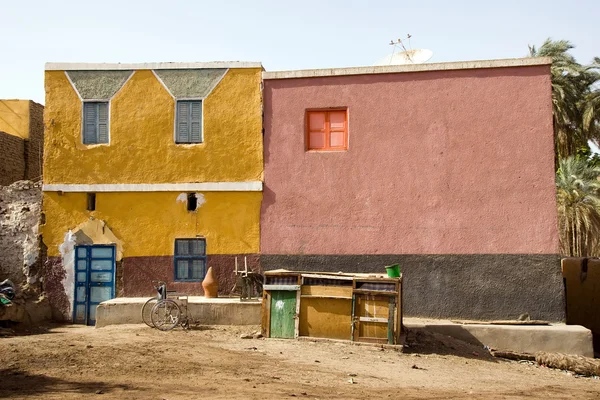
270,290,297,338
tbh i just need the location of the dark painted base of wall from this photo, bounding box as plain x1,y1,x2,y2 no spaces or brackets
122,254,260,297
42,254,260,321
43,256,70,321
43,253,565,322
261,254,565,322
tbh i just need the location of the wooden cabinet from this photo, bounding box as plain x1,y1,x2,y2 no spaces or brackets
263,271,403,344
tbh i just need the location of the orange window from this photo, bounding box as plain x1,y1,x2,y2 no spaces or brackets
306,109,348,151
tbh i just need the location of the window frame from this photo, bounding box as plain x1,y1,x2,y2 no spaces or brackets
82,101,110,145
305,108,348,151
175,100,204,144
86,193,96,211
173,238,207,282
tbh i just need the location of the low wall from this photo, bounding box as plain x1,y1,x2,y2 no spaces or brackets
405,318,593,357
262,254,565,321
95,297,261,327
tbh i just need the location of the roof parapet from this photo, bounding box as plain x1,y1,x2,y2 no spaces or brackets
45,61,263,71
262,57,552,80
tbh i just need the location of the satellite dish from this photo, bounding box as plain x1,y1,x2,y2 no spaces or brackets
375,49,433,66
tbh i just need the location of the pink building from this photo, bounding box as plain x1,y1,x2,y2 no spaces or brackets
261,58,564,321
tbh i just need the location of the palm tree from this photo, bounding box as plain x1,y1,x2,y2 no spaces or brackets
529,40,600,160
583,57,600,139
556,156,600,256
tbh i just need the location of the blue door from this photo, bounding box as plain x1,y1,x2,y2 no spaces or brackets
73,245,116,325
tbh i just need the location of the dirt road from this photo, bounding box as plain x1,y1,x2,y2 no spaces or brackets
0,324,598,399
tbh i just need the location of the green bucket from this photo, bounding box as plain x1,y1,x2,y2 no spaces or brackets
385,264,401,278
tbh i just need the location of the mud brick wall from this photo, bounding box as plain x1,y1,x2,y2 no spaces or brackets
0,131,25,186
25,102,44,181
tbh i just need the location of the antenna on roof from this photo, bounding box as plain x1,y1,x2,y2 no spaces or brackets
376,34,433,66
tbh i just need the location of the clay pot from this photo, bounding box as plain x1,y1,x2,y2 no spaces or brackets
202,267,219,298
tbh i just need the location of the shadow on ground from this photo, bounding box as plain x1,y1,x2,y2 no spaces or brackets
403,328,498,362
0,367,131,398
0,321,61,338
186,324,219,331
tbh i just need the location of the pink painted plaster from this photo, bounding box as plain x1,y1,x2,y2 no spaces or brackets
261,66,558,255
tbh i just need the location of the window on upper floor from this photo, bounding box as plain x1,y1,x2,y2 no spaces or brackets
87,193,96,211
174,238,207,281
83,102,109,144
306,109,348,151
186,193,197,211
176,100,203,144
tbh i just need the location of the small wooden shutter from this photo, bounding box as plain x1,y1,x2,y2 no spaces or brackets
176,101,202,143
190,101,202,143
307,111,327,150
177,102,190,143
83,103,97,144
97,103,109,143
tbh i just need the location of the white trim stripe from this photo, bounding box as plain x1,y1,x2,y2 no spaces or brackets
262,57,552,80
151,70,175,98
110,71,135,100
64,71,83,101
46,61,262,71
43,182,263,192
204,68,229,98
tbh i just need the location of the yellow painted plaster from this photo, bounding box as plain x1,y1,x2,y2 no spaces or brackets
43,71,82,163
42,191,262,257
0,100,30,138
43,68,263,185
70,219,124,260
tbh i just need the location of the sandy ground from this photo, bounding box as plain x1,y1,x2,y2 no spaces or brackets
0,324,598,399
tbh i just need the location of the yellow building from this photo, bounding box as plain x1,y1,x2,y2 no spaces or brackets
41,62,263,324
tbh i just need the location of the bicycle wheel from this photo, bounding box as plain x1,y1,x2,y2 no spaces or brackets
150,299,181,331
141,298,157,328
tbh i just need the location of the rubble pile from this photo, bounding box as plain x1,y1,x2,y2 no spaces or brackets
0,180,50,324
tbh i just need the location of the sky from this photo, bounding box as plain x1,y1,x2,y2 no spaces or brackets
2,0,599,104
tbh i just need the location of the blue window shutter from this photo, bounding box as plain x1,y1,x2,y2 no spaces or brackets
97,103,109,143
177,102,190,143
83,103,97,144
174,238,207,281
83,102,109,144
190,101,202,143
176,101,202,143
